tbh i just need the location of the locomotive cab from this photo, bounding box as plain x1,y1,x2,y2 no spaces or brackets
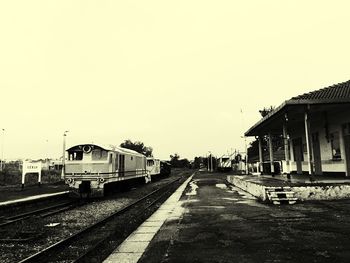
65,144,113,196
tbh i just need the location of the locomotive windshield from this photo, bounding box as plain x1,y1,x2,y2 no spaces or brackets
67,145,109,161
92,149,108,160
68,150,83,161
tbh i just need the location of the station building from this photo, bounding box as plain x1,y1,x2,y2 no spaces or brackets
245,80,350,177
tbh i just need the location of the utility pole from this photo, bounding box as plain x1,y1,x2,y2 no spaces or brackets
46,139,49,173
208,151,211,172
62,131,69,180
206,153,209,172
245,136,248,175
208,151,213,172
0,129,4,171
240,108,248,174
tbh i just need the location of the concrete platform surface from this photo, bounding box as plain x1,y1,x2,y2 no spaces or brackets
104,174,194,263
136,172,350,263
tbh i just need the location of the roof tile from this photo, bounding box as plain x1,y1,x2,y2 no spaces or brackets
291,80,350,100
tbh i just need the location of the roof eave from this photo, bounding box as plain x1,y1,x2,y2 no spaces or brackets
244,97,350,137
286,98,350,105
244,101,288,137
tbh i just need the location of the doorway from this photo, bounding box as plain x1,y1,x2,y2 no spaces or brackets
293,138,303,174
343,124,350,177
119,155,125,177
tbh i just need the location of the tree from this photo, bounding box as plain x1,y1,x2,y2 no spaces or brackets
247,106,283,160
191,156,203,169
169,153,190,168
259,106,275,117
120,139,153,157
191,155,217,170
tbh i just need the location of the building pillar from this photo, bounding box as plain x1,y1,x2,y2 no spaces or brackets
207,154,209,172
339,124,348,177
304,109,314,176
268,133,274,174
258,136,263,174
283,123,290,174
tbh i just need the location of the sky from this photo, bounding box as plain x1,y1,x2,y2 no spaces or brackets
1,1,350,161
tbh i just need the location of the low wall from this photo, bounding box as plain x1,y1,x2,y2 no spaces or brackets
227,175,350,201
293,185,350,200
227,175,267,201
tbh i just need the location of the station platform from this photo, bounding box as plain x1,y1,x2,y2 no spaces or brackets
0,183,69,206
103,171,350,262
103,172,273,263
227,173,350,201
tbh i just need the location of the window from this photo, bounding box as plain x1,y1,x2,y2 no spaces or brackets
68,151,83,161
330,132,341,159
92,149,108,160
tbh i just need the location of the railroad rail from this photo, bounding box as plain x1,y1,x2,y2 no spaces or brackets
0,201,78,228
18,176,185,263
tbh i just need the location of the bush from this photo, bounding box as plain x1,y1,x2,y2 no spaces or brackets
0,168,62,186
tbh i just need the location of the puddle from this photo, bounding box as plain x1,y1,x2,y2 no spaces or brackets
186,181,198,196
270,213,306,218
198,206,225,209
45,223,60,227
236,200,265,208
221,214,242,220
216,184,228,189
241,195,256,200
185,199,200,203
222,197,239,201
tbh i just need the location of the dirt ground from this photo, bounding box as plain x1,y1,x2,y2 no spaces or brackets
139,172,350,263
0,182,69,202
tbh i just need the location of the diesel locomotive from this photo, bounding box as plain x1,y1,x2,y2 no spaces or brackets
64,143,151,197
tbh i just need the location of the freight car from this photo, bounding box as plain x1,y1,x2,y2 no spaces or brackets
64,144,150,197
160,161,171,176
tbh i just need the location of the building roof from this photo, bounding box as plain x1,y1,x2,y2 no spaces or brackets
291,80,350,101
245,80,350,136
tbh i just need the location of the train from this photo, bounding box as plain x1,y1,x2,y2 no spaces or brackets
217,155,233,172
160,160,171,176
146,157,160,178
146,158,171,177
64,143,170,197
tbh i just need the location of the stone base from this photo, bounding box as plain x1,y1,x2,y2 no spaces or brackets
227,175,350,201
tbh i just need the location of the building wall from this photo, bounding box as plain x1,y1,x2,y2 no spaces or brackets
287,107,350,175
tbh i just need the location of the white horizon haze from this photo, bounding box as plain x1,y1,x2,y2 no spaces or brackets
1,1,350,161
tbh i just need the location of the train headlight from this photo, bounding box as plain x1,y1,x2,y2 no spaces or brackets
83,145,92,153
66,178,73,184
98,178,105,183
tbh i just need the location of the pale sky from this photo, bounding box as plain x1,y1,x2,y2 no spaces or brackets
1,1,350,160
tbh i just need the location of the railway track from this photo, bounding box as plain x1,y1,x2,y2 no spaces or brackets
0,201,78,228
18,176,185,263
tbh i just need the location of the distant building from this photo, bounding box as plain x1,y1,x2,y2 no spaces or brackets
245,80,350,177
217,155,232,172
49,159,63,170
